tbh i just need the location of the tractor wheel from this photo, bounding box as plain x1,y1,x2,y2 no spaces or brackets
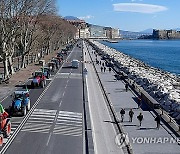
41,81,44,88
31,82,34,88
4,121,11,137
0,134,3,146
44,80,46,86
22,107,27,116
27,100,31,111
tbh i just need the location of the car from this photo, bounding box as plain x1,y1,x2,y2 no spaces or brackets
31,71,46,88
71,59,79,68
8,89,31,116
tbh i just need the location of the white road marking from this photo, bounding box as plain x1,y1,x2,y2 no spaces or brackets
56,119,82,124
59,111,82,116
58,114,82,118
59,100,62,107
58,116,82,121
22,125,51,131
52,111,82,137
55,122,81,127
46,132,52,146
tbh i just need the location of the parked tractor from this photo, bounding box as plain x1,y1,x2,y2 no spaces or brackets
31,71,46,88
8,90,31,116
41,67,51,79
0,112,11,146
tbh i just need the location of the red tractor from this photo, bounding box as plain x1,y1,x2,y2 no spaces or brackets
0,112,11,146
31,71,46,88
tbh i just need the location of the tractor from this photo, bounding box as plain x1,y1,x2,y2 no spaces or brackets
31,71,46,88
0,111,11,146
8,90,31,116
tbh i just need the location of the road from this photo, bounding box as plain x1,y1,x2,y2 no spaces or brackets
1,42,84,154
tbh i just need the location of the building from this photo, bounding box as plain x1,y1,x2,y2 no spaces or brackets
89,25,106,38
104,27,120,39
65,17,121,39
153,29,180,39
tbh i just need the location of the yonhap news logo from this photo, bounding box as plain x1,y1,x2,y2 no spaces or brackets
115,134,180,146
131,136,180,144
115,133,129,148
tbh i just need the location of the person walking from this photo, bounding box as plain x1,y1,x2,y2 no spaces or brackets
155,114,161,129
125,83,128,92
137,112,143,126
120,108,125,122
109,67,112,72
103,67,106,72
100,66,103,72
129,109,134,122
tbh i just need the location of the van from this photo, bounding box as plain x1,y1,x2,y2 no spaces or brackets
71,59,79,68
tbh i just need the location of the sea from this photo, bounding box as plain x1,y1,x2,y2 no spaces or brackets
101,40,180,76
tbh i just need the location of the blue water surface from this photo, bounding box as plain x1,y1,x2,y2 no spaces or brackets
101,40,180,75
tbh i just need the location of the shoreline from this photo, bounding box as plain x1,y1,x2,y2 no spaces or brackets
89,39,180,122
100,39,180,76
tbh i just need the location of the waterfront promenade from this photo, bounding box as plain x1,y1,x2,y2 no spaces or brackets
84,41,180,154
0,39,179,154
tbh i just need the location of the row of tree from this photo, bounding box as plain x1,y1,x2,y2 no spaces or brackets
0,0,76,79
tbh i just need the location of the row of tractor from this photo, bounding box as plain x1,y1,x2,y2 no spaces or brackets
0,44,72,145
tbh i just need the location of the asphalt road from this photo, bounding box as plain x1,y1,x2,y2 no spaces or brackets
1,42,84,154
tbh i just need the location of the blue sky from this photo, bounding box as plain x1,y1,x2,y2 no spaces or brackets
56,0,180,32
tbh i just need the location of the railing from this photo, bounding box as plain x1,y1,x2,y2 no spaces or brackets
113,61,180,136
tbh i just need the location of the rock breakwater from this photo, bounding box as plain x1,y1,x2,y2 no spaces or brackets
90,40,180,122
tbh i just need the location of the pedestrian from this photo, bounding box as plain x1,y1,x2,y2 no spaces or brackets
100,66,103,72
137,112,143,126
99,61,101,65
120,108,125,122
109,67,112,72
129,109,134,122
155,114,161,129
102,62,104,67
125,83,128,92
137,97,142,109
103,67,106,72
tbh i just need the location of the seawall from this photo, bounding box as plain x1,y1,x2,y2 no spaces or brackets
88,39,180,125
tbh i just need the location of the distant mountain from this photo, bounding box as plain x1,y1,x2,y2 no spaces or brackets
175,28,180,31
140,28,153,34
120,30,151,39
64,16,80,20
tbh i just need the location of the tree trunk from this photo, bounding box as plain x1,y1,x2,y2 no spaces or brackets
3,54,9,79
21,54,26,68
8,56,15,75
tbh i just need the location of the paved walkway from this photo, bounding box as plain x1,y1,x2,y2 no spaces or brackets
84,41,124,154
87,44,180,154
0,50,61,102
